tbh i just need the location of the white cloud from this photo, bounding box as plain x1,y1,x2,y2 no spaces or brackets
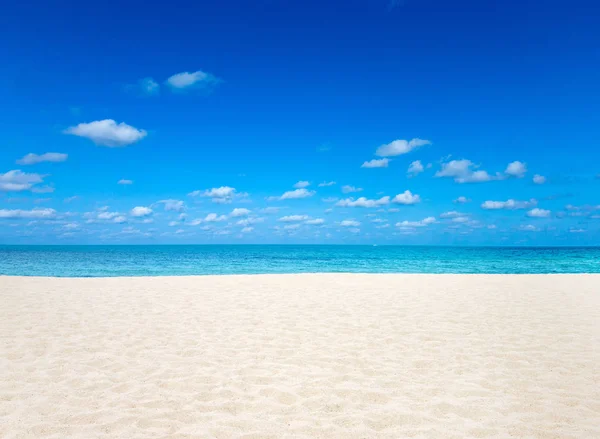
322,197,339,203
407,160,424,176
0,170,45,192
261,207,280,214
340,220,360,227
64,119,147,147
361,158,389,168
159,199,185,212
118,179,133,185
533,174,546,184
341,185,363,194
230,208,251,217
293,181,310,188
375,138,431,157
16,152,68,165
454,196,470,204
168,221,179,227
283,224,301,230
94,211,121,222
204,213,228,222
64,196,79,203
268,188,315,201
202,186,235,198
396,217,436,228
527,208,551,218
189,186,240,203
436,159,500,183
451,216,470,223
113,215,127,224
505,161,527,178
130,206,153,217
392,190,421,205
569,228,586,233
318,181,336,187
241,227,254,233
0,208,56,219
305,218,325,225
481,199,537,210
236,217,264,227
279,215,310,222
166,70,221,90
336,196,390,208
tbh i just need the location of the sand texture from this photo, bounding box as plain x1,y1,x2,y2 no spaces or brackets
1,274,600,438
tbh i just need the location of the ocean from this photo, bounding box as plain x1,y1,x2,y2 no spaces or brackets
1,245,599,277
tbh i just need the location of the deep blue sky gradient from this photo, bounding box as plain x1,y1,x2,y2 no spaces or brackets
1,0,599,244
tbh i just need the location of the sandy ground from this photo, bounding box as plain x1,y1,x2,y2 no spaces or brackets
1,274,599,438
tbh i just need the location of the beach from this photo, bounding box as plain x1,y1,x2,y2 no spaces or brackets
2,274,599,438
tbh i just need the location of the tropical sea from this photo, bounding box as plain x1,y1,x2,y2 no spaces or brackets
0,245,599,277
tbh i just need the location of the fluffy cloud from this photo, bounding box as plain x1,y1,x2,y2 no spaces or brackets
236,217,264,226
340,220,361,227
336,196,390,208
392,190,421,205
159,199,185,212
527,208,551,218
279,215,310,222
305,218,325,225
396,217,436,228
283,224,301,230
318,181,336,187
361,158,389,168
293,181,310,188
454,196,470,204
407,160,424,176
230,208,251,217
0,208,56,219
268,188,315,201
241,227,254,233
16,152,68,165
375,138,431,157
341,185,363,194
533,174,546,184
166,70,221,90
97,211,120,220
204,213,228,222
130,206,153,217
0,170,45,192
118,179,133,185
436,159,500,183
505,161,527,178
189,186,242,203
481,199,537,210
64,120,147,147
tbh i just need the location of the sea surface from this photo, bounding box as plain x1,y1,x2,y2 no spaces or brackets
1,245,599,277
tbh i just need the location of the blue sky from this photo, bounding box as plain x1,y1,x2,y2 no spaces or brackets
1,0,599,245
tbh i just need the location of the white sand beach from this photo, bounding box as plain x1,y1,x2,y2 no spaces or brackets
1,274,600,438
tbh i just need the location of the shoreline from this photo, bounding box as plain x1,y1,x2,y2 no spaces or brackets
3,272,600,279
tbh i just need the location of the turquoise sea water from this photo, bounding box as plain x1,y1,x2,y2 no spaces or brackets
0,245,599,277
